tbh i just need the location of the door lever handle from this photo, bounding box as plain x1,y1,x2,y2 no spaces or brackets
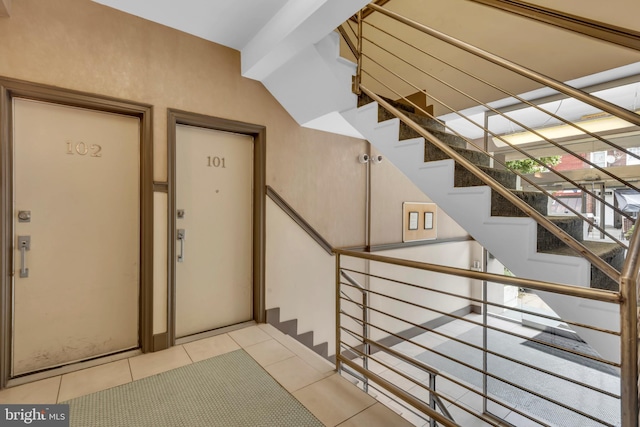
177,229,185,263
18,236,31,278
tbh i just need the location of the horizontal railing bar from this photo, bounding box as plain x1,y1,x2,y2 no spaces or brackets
342,309,620,399
338,364,368,385
340,319,616,424
341,327,551,427
338,356,461,427
341,329,577,426
340,338,482,426
359,48,639,227
359,62,635,242
365,384,434,425
341,270,365,290
360,87,622,283
366,3,640,128
339,290,365,309
341,281,622,352
335,248,621,303
341,308,622,392
340,269,621,336
362,19,640,165
340,337,431,391
337,24,358,59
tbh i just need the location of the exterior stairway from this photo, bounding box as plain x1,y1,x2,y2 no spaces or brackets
341,93,625,362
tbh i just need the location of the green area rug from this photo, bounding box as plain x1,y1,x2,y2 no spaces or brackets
64,349,323,427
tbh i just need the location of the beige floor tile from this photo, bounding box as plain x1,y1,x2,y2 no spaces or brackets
276,335,335,374
293,374,376,426
244,339,295,367
183,333,240,363
58,359,132,402
338,402,415,427
0,376,61,404
264,356,332,392
128,346,192,381
382,398,431,426
228,325,271,348
257,323,287,340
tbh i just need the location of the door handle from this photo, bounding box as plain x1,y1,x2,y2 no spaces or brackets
177,229,185,263
18,236,31,278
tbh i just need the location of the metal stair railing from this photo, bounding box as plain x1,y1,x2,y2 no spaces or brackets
336,4,640,424
340,1,640,285
334,248,630,426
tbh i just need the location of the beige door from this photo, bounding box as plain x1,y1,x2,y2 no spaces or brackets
12,99,140,376
175,125,253,338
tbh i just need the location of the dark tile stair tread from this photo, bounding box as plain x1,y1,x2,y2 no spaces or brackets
538,240,624,259
454,163,517,189
537,217,585,253
360,93,445,132
426,143,490,166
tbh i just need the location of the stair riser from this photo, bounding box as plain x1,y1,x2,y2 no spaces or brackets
454,163,517,189
491,191,548,217
536,218,583,251
425,143,490,167
360,93,446,132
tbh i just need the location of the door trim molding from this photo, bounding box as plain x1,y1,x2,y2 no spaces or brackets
167,110,266,347
0,77,154,388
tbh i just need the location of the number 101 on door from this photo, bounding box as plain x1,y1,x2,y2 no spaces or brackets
207,156,226,168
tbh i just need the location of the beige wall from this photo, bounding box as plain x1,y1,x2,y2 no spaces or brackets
0,0,371,246
0,0,469,339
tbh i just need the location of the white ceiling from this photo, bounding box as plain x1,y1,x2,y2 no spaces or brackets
91,0,640,141
92,0,290,50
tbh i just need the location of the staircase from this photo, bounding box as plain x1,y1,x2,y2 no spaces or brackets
266,307,330,360
341,93,624,362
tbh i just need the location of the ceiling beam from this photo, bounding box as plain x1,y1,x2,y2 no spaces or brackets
0,0,10,18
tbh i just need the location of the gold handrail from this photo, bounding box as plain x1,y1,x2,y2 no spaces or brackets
334,247,620,302
366,3,640,128
358,87,622,284
619,228,640,426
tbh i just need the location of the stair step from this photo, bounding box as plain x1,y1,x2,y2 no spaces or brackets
491,190,548,217
313,342,329,358
539,241,625,291
265,307,330,360
296,331,314,348
425,142,490,166
537,216,584,252
359,93,445,132
454,163,517,189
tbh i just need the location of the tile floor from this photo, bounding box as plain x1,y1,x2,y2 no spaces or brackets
0,323,412,427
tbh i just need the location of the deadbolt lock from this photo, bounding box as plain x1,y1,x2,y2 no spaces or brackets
18,211,31,223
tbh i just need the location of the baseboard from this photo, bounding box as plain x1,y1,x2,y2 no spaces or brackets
153,332,169,352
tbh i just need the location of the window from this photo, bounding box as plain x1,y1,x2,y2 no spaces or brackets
626,147,640,165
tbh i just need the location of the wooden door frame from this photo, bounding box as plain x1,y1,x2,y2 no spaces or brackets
0,77,154,388
166,109,266,347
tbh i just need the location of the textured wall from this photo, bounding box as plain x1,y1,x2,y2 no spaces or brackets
0,0,370,248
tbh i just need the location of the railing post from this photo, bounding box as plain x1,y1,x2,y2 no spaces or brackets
428,372,437,427
335,253,342,374
352,9,363,95
620,229,639,427
362,259,370,393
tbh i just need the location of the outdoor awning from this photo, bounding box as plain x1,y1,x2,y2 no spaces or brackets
614,189,640,213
